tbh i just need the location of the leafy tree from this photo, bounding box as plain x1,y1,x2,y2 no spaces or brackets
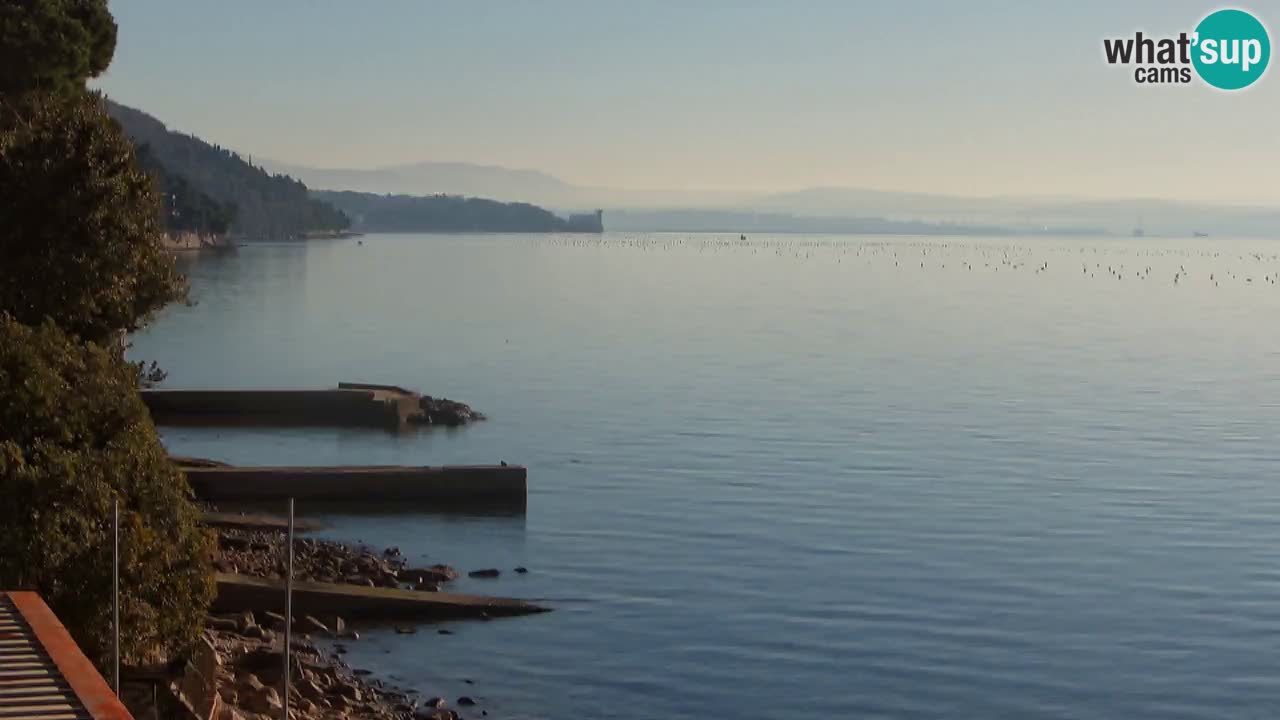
0,0,212,673
0,0,117,96
0,315,215,667
0,90,187,344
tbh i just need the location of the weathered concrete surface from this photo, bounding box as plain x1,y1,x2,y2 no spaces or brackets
141,386,421,429
184,465,526,505
170,455,232,468
212,573,547,620
201,511,326,532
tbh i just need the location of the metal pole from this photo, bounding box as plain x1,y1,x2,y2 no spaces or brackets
112,499,120,696
282,498,294,720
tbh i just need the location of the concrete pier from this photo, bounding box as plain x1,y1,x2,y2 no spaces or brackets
182,464,526,506
212,573,547,620
141,385,422,429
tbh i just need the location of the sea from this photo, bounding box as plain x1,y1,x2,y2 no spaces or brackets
130,232,1280,720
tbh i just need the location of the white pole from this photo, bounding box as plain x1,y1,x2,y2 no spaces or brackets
283,498,294,720
112,499,120,696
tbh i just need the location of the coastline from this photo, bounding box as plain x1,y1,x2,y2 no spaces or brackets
182,523,526,720
164,231,236,253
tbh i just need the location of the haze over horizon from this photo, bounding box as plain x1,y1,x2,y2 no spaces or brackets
96,0,1278,206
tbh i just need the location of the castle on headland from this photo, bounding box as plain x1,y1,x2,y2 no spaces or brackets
564,209,604,233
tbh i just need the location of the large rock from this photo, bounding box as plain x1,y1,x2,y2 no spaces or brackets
299,615,330,635
236,672,266,694
206,615,239,632
416,710,459,720
402,566,458,584
175,637,221,720
297,680,326,702
242,686,282,715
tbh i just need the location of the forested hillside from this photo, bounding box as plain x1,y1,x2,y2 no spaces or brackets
134,144,235,235
315,190,603,233
106,100,349,239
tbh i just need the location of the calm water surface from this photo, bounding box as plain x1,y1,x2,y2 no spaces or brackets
132,233,1280,720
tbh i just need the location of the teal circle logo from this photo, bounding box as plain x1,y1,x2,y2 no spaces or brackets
1192,9,1270,90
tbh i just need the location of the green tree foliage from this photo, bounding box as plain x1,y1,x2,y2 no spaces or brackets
136,144,237,235
107,101,351,239
0,0,213,672
0,0,117,96
0,315,215,667
0,91,187,344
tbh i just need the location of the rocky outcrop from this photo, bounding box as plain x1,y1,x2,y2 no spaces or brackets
204,613,414,720
214,528,461,592
410,396,485,427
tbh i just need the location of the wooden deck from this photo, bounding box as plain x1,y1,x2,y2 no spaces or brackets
0,592,133,720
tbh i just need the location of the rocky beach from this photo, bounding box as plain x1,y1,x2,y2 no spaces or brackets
178,522,518,720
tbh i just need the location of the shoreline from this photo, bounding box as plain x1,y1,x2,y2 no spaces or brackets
181,523,528,720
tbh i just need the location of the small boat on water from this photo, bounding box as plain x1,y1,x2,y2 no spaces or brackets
1193,231,1209,238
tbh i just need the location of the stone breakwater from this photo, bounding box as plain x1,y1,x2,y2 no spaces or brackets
144,384,485,431
202,526,524,720
215,527,462,591
204,613,422,720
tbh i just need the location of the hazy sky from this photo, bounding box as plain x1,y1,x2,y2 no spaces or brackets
95,1,1279,203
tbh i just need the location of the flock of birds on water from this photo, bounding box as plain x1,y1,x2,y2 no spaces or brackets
525,234,1280,289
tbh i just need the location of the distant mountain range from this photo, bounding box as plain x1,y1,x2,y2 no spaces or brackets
261,159,576,205
268,158,1280,237
259,158,754,212
106,101,606,238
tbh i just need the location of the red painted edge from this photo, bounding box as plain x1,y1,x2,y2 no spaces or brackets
6,591,134,720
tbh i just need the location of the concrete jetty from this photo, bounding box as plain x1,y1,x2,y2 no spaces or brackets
182,464,526,506
201,510,326,532
212,573,547,620
141,384,422,430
